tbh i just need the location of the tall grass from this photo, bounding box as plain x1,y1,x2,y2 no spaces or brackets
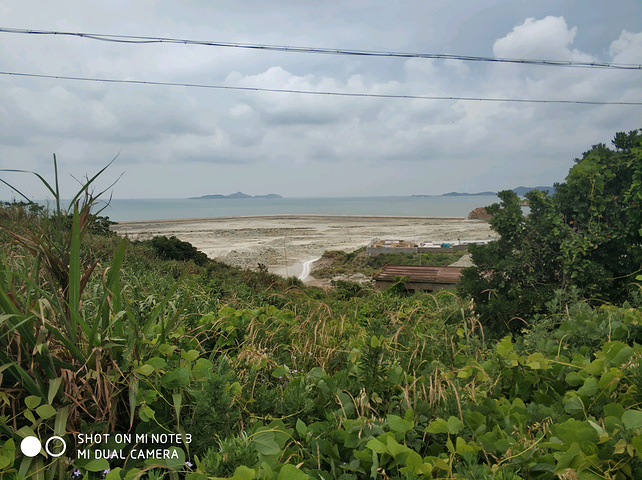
0,158,189,478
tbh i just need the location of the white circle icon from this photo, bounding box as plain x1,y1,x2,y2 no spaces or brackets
44,436,67,457
20,436,41,457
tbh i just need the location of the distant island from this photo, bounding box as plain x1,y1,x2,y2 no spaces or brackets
190,192,283,200
412,186,554,198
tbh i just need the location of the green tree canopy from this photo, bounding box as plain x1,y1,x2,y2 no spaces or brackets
460,128,642,334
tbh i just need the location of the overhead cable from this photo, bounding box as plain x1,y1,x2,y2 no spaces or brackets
1,70,641,105
0,27,640,70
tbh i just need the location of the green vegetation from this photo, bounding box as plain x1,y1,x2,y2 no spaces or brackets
143,236,210,266
460,128,642,334
1,129,642,480
313,247,465,279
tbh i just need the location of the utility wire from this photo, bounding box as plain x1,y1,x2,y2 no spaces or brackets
1,70,641,105
1,27,640,71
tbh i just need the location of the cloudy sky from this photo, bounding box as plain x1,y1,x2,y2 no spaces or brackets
1,0,641,200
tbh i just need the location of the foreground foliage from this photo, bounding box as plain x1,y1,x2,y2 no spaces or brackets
2,142,642,479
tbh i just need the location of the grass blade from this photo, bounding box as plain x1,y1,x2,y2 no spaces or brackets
68,204,81,342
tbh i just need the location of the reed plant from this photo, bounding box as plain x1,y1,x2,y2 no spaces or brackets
0,157,186,478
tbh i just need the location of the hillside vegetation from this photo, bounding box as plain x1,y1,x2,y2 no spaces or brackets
1,128,641,480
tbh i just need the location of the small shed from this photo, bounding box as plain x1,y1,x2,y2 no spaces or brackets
373,265,464,292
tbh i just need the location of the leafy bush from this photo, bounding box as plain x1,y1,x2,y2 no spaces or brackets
460,128,642,334
147,235,209,265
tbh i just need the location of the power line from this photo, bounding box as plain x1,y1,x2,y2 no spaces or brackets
2,70,641,105
1,27,640,71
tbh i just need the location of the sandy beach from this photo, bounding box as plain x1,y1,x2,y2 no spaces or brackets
111,215,495,280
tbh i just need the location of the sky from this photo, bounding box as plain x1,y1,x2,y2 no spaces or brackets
0,0,641,200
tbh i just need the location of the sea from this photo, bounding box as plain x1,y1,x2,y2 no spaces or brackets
95,195,501,222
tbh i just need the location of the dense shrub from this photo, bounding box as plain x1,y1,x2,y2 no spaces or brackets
148,235,210,265
460,128,642,334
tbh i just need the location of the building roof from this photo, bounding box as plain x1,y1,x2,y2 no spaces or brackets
373,265,464,284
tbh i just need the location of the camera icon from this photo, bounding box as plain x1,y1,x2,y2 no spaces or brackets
20,436,67,458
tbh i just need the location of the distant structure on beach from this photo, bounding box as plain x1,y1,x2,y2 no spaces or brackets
366,239,490,256
373,265,463,292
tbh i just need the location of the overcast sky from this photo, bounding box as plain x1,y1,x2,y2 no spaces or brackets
1,0,641,200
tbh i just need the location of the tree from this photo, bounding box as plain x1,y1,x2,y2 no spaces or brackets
460,128,642,334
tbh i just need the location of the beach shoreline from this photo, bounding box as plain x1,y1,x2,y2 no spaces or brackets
111,215,494,280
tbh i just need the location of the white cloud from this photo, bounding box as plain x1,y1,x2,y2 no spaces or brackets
609,30,642,64
493,16,594,63
0,3,641,199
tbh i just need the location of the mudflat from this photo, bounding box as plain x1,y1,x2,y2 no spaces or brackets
111,215,495,278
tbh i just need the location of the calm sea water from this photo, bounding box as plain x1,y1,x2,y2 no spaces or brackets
98,196,500,222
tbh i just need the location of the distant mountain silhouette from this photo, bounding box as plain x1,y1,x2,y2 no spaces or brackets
510,186,554,196
191,192,283,199
413,186,554,197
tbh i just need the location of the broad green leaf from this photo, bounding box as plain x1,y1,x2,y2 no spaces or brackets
456,436,479,455
84,458,110,472
425,418,449,434
136,365,155,376
447,416,464,435
145,357,167,370
623,410,642,431
564,396,584,415
604,403,625,419
25,396,41,410
24,410,37,424
272,366,288,379
599,369,621,390
612,346,634,366
252,429,280,455
588,420,605,437
577,377,599,397
230,466,256,480
277,464,310,480
192,358,212,381
496,336,513,357
105,468,123,480
160,367,190,388
366,438,387,454
555,442,581,472
139,404,155,422
181,350,200,362
185,474,208,480
387,414,413,434
35,404,57,420
584,359,604,375
123,467,144,480
386,435,410,457
0,439,15,470
565,372,583,387
405,451,423,473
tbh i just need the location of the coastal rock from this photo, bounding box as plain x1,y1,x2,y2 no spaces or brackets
467,207,492,220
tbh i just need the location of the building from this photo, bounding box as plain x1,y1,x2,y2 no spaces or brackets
366,238,491,256
373,265,464,292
